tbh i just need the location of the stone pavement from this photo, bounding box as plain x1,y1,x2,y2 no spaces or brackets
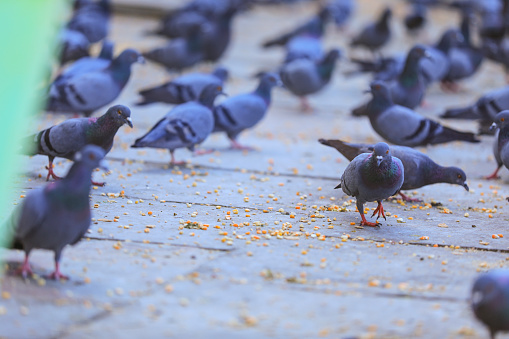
1,0,509,338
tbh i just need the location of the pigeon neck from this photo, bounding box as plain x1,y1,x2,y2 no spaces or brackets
198,95,217,109
254,82,273,106
398,54,420,86
425,164,449,186
110,59,132,85
367,91,393,116
50,164,93,209
187,31,204,53
317,55,337,81
361,155,402,188
498,127,509,149
87,115,122,145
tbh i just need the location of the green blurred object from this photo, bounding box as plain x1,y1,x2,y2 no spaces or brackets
0,1,67,249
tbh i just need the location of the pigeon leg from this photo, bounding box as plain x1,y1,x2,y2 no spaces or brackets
48,262,69,281
169,150,186,166
357,201,377,227
299,97,313,112
45,157,62,181
229,139,255,151
16,254,33,278
371,201,387,221
398,191,422,202
193,148,214,156
440,81,460,93
484,166,502,180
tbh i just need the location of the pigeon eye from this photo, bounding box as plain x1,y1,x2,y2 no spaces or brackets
386,150,389,154
457,174,462,179
89,153,96,160
502,118,505,122
117,110,122,115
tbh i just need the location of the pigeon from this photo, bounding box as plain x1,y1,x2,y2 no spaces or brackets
3,145,107,280
131,84,224,165
284,35,324,64
60,40,114,78
364,81,480,146
352,45,431,116
441,86,509,121
143,24,204,72
488,111,509,179
213,72,281,149
67,0,111,43
261,7,329,49
280,48,341,111
201,7,238,62
440,28,483,91
471,270,509,339
336,142,404,226
325,0,355,29
319,138,469,201
59,29,90,65
136,66,228,106
46,49,143,116
350,7,392,54
22,105,133,185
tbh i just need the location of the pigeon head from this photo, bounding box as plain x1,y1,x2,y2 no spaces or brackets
323,48,342,63
372,142,391,167
436,29,463,52
408,45,431,61
491,110,509,131
74,145,108,171
444,167,469,191
213,66,229,82
471,271,509,337
115,48,145,66
259,72,282,89
369,81,391,99
106,104,133,128
377,7,392,26
198,84,226,108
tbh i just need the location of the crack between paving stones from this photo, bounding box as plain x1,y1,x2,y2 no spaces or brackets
84,236,235,252
51,309,114,339
105,156,339,181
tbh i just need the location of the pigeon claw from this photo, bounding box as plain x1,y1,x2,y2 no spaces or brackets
360,213,378,227
45,165,62,181
47,263,69,281
92,180,106,187
484,167,501,180
398,191,422,202
371,201,386,221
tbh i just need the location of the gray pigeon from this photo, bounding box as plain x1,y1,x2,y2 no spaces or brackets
59,29,90,65
336,142,404,226
471,270,509,339
4,145,107,280
136,66,228,106
213,72,281,149
67,0,110,43
131,84,224,165
22,105,133,185
46,49,144,116
488,111,509,179
350,7,392,54
351,45,431,116
143,24,204,72
319,138,469,201
280,48,341,111
326,0,355,29
364,81,480,146
441,86,509,121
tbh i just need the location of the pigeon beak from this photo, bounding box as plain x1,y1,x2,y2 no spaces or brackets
334,183,341,189
137,56,146,64
364,89,372,94
424,50,432,60
376,156,383,167
490,122,498,132
125,116,133,128
463,183,469,191
98,160,109,172
219,91,228,98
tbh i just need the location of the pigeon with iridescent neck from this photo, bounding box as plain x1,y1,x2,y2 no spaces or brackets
213,72,281,150
22,105,133,185
4,145,107,280
319,138,468,202
336,142,404,226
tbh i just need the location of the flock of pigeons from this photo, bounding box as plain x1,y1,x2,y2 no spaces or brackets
4,0,509,337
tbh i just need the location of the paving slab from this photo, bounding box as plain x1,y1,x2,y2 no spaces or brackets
2,0,509,338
